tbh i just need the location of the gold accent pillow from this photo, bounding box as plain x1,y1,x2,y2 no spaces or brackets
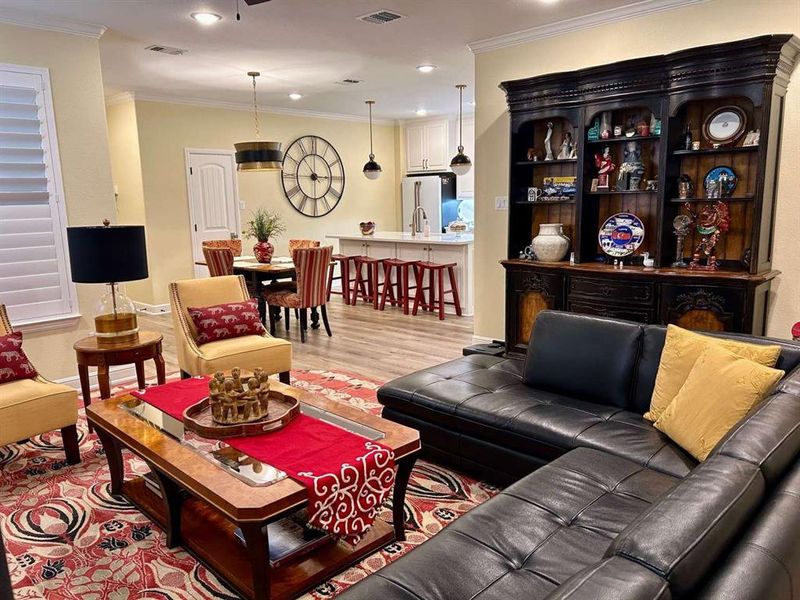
644,325,781,422
654,344,784,461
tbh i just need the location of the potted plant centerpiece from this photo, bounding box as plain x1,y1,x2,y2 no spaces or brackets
243,208,286,264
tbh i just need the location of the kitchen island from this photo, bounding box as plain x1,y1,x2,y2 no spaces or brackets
326,232,474,315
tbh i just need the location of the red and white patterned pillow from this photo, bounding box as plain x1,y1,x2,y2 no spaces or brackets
0,332,38,383
187,299,264,344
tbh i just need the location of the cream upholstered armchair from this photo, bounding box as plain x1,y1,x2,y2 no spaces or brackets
169,275,292,382
0,305,80,464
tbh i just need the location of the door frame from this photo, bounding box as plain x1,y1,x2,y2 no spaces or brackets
184,148,242,277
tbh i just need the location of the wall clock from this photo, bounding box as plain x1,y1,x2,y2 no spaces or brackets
281,135,345,217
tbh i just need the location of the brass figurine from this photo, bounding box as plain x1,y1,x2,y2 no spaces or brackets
208,367,271,425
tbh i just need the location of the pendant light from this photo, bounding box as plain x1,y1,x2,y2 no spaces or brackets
234,71,283,171
450,84,472,176
363,100,382,180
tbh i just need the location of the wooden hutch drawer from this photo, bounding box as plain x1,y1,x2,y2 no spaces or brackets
568,276,655,306
568,299,656,324
660,284,746,333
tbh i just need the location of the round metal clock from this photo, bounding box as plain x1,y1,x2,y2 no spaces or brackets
281,135,345,217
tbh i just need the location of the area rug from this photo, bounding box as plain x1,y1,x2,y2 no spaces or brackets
0,370,500,600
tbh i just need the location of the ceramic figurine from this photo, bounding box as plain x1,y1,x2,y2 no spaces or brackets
557,132,573,160
650,114,662,136
569,141,578,160
544,122,554,161
600,112,612,139
678,174,694,200
743,129,760,146
527,147,537,161
594,146,616,190
208,368,272,425
636,120,650,137
613,125,623,137
686,200,731,270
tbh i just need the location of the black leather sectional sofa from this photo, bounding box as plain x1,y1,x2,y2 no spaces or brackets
340,311,800,600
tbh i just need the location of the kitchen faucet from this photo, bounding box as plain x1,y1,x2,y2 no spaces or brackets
410,206,428,237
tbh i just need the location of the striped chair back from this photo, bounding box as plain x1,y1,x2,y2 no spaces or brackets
294,246,333,308
202,245,234,277
288,239,320,260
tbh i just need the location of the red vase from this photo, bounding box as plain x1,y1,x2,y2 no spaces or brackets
253,241,274,263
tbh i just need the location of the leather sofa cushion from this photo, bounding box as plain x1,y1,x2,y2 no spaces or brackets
697,460,800,600
607,454,764,596
380,354,695,478
523,311,643,409
338,448,679,600
545,557,671,600
713,391,800,486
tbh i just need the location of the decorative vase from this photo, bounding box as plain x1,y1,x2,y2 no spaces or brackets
359,221,376,236
531,223,570,262
253,240,274,263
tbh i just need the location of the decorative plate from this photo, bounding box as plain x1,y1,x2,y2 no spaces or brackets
598,212,645,258
703,165,737,195
702,106,747,145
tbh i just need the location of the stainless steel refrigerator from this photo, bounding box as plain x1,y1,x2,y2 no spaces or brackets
401,173,457,234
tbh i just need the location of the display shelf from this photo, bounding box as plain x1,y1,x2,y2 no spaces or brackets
585,135,661,145
669,195,754,203
514,199,576,205
673,146,759,156
585,190,658,196
513,158,578,166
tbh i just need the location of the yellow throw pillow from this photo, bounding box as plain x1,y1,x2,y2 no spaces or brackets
654,344,784,461
644,325,781,422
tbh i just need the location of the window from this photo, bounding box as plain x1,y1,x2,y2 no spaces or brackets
0,64,77,326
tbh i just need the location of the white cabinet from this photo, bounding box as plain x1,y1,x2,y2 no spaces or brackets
405,120,449,173
456,119,475,199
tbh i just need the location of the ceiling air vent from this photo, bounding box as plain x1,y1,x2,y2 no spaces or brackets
145,44,187,56
335,79,362,85
358,10,403,25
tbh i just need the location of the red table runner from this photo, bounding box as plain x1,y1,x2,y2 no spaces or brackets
130,378,395,541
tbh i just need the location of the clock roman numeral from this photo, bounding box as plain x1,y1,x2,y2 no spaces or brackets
286,185,301,198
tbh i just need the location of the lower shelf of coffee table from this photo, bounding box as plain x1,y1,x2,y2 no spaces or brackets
123,477,395,600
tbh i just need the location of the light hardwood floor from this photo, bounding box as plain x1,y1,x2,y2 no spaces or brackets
138,297,475,383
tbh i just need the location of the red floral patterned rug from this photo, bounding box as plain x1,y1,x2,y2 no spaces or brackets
0,370,499,599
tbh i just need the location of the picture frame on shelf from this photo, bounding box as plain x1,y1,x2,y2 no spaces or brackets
702,105,747,146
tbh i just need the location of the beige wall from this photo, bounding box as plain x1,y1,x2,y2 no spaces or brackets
0,23,116,378
473,0,800,341
110,99,400,305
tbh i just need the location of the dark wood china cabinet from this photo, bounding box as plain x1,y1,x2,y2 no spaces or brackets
500,35,799,354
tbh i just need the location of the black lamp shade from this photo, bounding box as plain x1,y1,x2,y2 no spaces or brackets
66,225,149,283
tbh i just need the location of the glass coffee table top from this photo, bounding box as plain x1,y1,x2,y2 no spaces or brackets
121,388,385,488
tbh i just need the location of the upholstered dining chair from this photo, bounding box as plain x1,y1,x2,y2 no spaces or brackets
0,305,80,464
202,245,234,277
264,246,333,343
169,275,292,382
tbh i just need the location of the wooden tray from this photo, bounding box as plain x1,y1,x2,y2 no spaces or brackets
183,390,300,439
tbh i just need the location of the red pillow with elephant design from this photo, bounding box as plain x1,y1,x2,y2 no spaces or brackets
187,299,264,344
0,332,38,382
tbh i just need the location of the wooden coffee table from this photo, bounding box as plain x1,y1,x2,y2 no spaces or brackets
86,381,420,600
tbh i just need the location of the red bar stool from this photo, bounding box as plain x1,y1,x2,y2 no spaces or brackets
327,254,357,305
379,258,418,314
412,261,462,320
351,256,381,309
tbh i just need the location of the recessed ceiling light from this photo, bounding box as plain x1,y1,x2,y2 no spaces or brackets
288,93,303,101
191,12,222,25
415,108,428,117
416,64,437,73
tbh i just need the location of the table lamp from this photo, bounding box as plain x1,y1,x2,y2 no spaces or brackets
66,220,148,344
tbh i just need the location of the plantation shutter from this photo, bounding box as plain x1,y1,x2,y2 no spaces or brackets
0,66,75,323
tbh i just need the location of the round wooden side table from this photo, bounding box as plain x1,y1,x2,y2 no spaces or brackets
74,331,166,430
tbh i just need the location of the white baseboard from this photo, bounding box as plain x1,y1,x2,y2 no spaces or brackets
57,365,139,392
135,301,171,315
471,334,496,344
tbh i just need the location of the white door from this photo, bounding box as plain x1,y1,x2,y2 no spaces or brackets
186,150,240,277
424,121,449,171
406,124,426,172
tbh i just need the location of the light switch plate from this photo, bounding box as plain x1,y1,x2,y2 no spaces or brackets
239,201,246,210
494,196,508,210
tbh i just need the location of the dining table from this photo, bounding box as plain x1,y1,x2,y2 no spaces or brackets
194,256,322,329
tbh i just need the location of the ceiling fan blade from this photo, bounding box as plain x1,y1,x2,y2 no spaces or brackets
243,0,272,5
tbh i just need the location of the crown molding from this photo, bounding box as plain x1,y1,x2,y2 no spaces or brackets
105,90,398,125
468,0,708,54
0,8,106,39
